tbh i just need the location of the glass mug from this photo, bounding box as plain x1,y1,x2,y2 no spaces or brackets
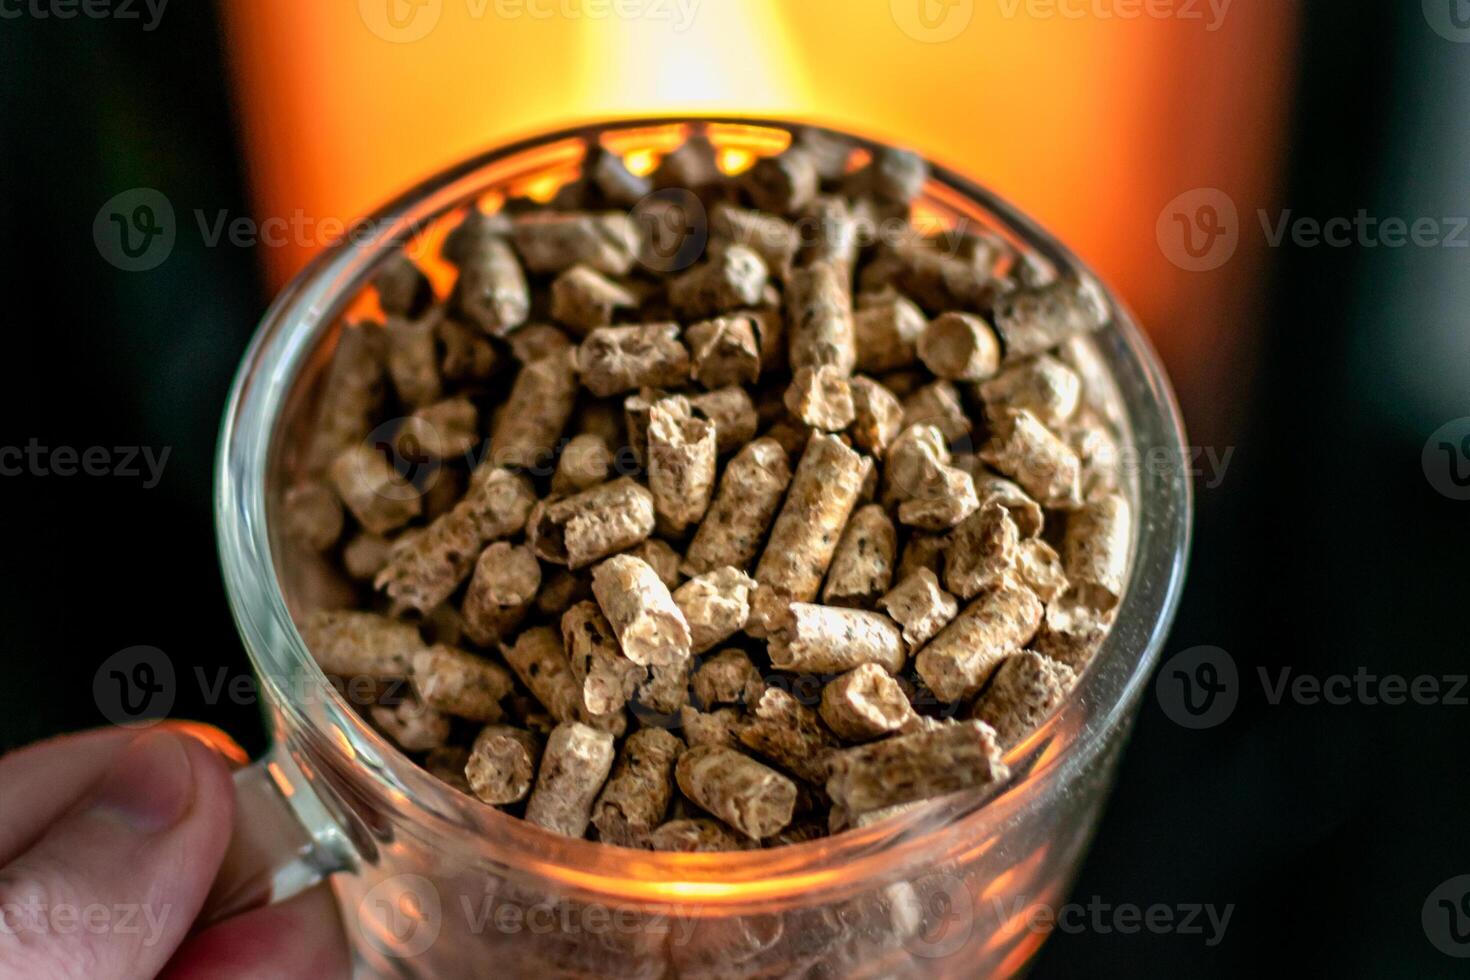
213,118,1192,978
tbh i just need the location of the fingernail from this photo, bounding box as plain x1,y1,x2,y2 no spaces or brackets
91,730,197,833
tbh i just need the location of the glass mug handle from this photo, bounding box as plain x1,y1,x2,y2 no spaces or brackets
200,745,358,925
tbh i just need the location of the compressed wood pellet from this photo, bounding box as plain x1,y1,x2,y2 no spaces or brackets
393,397,479,461
688,386,760,454
528,477,656,569
375,467,536,614
411,645,514,723
690,649,765,709
648,818,749,852
672,567,757,654
915,581,1045,702
456,235,530,336
735,688,840,786
877,569,958,651
675,745,797,840
825,720,1007,816
991,278,1109,363
970,651,1077,750
304,323,386,475
847,147,927,207
979,354,1082,429
577,323,691,398
549,264,637,335
329,445,422,535
896,532,949,581
623,537,683,589
1017,538,1069,602
669,246,769,320
972,466,1045,538
901,379,971,443
847,375,905,456
1065,409,1123,499
980,409,1083,510
799,195,862,271
552,432,613,495
646,397,718,535
750,434,871,630
524,721,617,837
681,437,792,576
742,147,819,216
343,531,392,582
500,625,583,723
466,724,542,805
300,609,420,680
1064,493,1131,611
711,203,799,281
1032,595,1112,671
897,457,979,532
945,501,1021,600
592,554,693,667
652,134,721,190
511,212,640,276
784,366,855,432
563,600,645,716
882,423,949,508
424,745,473,795
853,296,926,374
583,144,652,206
507,323,574,365
679,705,742,748
917,312,1001,382
440,207,511,266
822,504,897,607
768,604,906,675
372,698,450,752
591,727,684,846
385,312,443,409
820,663,917,741
636,659,691,715
863,244,992,316
489,348,579,470
785,261,856,374
282,480,343,552
373,254,432,319
461,542,541,646
686,314,762,389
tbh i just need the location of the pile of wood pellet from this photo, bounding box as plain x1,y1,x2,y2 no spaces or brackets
283,129,1132,851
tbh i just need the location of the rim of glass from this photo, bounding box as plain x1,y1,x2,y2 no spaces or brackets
215,115,1192,906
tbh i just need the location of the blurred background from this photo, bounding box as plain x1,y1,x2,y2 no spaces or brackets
1,0,1467,975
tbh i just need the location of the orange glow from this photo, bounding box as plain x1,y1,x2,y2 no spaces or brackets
266,760,296,797
168,721,250,766
996,929,1051,978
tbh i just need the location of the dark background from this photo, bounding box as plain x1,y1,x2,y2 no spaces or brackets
1,1,1466,977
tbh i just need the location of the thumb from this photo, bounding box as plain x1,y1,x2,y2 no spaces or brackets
0,729,235,980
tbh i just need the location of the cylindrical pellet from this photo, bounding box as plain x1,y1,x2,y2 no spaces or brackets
682,438,792,576
970,651,1077,750
675,745,797,840
742,148,819,216
980,408,1082,510
901,379,971,443
456,236,530,336
688,386,759,454
646,397,717,536
847,375,905,457
591,728,685,847
299,609,420,681
825,720,1007,816
329,445,421,535
591,554,693,667
917,312,1001,382
489,348,578,470
768,604,906,676
877,569,959,651
1064,493,1131,611
562,600,646,717
577,323,690,398
820,663,917,741
385,312,443,409
914,581,1045,702
466,724,542,805
501,625,583,723
669,245,769,320
524,721,617,838
461,541,541,646
528,477,656,569
785,261,856,375
304,323,386,476
783,366,855,432
550,264,637,336
411,645,514,723
393,397,479,461
282,480,343,553
511,212,640,276
979,354,1082,429
672,567,757,654
711,203,798,281
690,649,765,709
374,254,431,319
822,504,897,607
552,433,613,495
853,296,926,374
991,278,1109,363
648,818,750,852
371,698,449,752
735,688,841,786
686,315,762,389
944,501,1021,600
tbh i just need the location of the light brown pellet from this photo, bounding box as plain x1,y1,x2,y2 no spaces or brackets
877,569,958,651
991,278,1109,363
672,567,757,654
500,625,583,723
300,609,420,681
385,312,443,409
550,264,637,335
1064,493,1132,611
343,531,392,582
917,312,1001,382
552,433,613,495
329,445,422,536
945,501,1021,600
682,437,792,577
979,354,1082,429
896,532,949,582
863,244,992,316
591,727,684,847
393,397,479,461
456,235,530,336
820,663,917,741
646,397,717,536
785,261,856,375
1032,595,1112,671
562,600,645,717
847,146,927,207
374,254,431,319
648,818,749,852
901,379,971,443
822,504,897,607
507,322,574,365
490,348,579,470
711,203,799,281
784,366,855,432
371,698,450,752
825,720,1006,816
679,705,742,748
591,554,693,667
623,537,683,589
980,409,1083,510
853,296,926,374
675,745,798,840
411,645,514,723
669,245,770,320
897,458,979,532
743,148,819,217
847,375,905,456
686,314,762,389
282,480,343,553
466,724,542,805
636,660,691,715
768,604,906,675
528,477,656,569
305,323,386,475
690,649,765,709
798,195,862,271
688,386,760,454
882,423,949,508
461,542,541,646
577,323,690,398
970,651,1077,750
512,212,641,277
1017,538,1069,602
375,467,536,614
735,688,841,786
915,581,1045,702
524,721,617,837
972,466,1046,538
1065,408,1123,500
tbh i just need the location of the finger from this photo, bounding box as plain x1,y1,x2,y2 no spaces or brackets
158,884,350,980
0,730,236,980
